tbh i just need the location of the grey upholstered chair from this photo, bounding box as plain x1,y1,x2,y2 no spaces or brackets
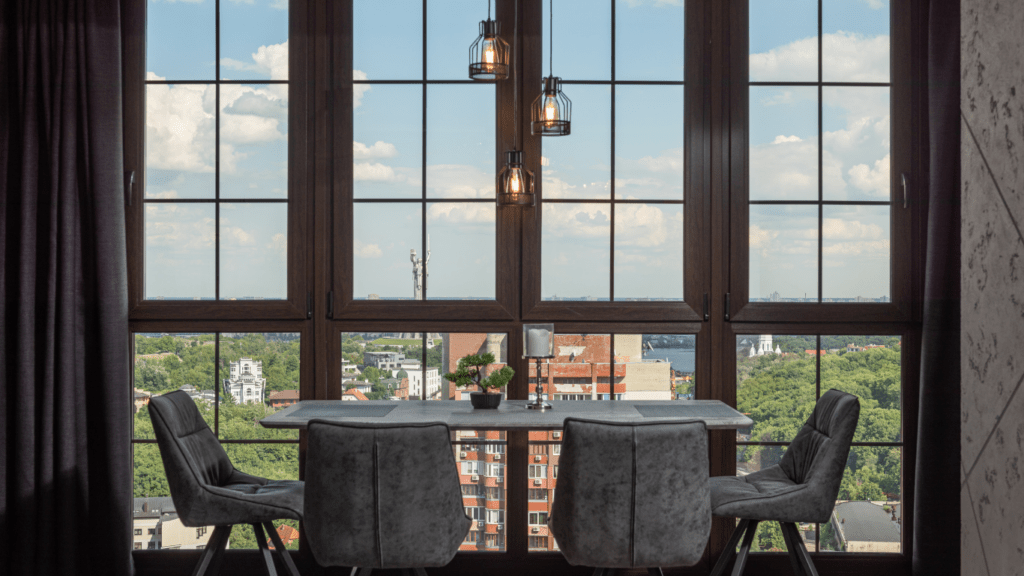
303,420,472,576
149,391,303,576
709,389,860,576
548,418,712,576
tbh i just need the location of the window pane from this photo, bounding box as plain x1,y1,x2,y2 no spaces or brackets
135,444,222,550
541,85,611,200
146,0,215,80
219,203,288,300
526,440,559,553
824,446,902,553
145,203,216,300
532,334,612,401
610,335,678,399
614,204,683,301
822,87,890,201
821,205,890,302
749,86,818,202
342,332,429,400
632,334,696,399
425,203,495,300
749,0,817,82
749,205,818,302
614,86,684,201
220,84,289,199
146,84,216,199
440,333,510,399
820,336,901,443
426,84,496,199
542,203,611,301
457,436,506,552
220,0,289,81
615,0,685,81
354,85,423,199
542,0,610,81
353,0,422,80
353,203,423,300
134,333,217,439
218,333,300,440
736,335,817,443
822,0,889,83
427,0,486,80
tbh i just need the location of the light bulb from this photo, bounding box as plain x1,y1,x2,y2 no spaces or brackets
543,95,559,126
482,39,497,70
509,170,522,194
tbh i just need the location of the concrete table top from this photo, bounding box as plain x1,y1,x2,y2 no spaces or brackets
259,399,753,431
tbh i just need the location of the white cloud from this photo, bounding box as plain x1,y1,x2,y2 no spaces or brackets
822,239,890,256
353,70,371,109
145,77,215,173
864,0,886,8
623,0,684,6
268,233,287,260
637,148,683,172
848,153,891,198
749,137,847,199
822,218,885,241
271,0,288,8
749,224,779,251
353,141,398,160
750,32,889,82
147,190,179,199
427,203,495,225
353,240,383,258
354,162,402,182
427,164,493,199
145,204,215,251
772,135,802,144
223,226,257,246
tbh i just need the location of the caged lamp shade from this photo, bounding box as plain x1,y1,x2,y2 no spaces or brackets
531,76,571,136
469,19,510,81
497,150,535,206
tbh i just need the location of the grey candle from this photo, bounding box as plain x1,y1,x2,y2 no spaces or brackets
527,328,551,357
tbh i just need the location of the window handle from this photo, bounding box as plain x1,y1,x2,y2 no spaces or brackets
901,173,908,209
124,170,135,206
702,292,709,322
725,292,731,321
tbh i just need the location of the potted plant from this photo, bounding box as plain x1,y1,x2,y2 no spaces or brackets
443,353,514,409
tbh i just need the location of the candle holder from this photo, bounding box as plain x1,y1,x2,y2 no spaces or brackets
523,324,555,411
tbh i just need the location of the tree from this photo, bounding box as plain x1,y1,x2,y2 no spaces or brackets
443,353,514,393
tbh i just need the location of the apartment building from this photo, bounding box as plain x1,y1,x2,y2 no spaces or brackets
222,357,265,405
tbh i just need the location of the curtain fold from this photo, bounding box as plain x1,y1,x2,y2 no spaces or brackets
0,1,131,575
913,1,960,574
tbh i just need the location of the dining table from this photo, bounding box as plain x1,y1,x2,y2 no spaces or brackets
259,399,754,431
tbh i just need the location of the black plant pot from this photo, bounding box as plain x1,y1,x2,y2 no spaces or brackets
470,392,502,409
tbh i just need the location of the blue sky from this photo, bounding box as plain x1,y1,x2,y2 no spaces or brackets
144,0,891,302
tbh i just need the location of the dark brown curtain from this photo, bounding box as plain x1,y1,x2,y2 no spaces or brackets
913,1,960,574
0,1,131,575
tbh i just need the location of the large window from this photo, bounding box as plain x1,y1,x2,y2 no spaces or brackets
126,0,925,571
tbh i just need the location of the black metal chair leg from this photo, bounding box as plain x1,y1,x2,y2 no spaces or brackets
253,523,279,576
349,568,373,576
262,522,301,576
781,523,820,576
647,568,666,576
192,525,231,576
779,522,808,576
730,520,759,576
412,569,428,576
710,519,752,576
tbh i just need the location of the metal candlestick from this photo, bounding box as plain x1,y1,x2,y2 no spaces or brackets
526,356,554,411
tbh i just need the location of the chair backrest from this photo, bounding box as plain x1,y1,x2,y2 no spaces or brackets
149,391,235,524
549,418,711,569
304,420,471,569
778,389,860,504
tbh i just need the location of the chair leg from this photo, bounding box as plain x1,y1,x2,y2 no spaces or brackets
192,525,231,576
730,520,759,576
349,568,373,576
710,518,753,576
252,523,279,576
647,568,665,576
781,523,820,576
263,522,302,576
412,569,428,576
779,522,808,576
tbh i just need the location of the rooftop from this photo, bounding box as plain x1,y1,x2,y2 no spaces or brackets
834,501,901,543
268,390,300,400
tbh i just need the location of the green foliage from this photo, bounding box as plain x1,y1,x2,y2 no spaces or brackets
820,520,841,551
443,353,514,393
737,344,903,501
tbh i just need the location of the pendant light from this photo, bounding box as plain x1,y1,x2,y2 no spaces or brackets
497,0,535,206
469,0,510,81
531,0,571,136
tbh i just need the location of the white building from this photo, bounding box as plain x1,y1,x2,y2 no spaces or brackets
407,366,442,400
223,357,265,404
748,334,780,357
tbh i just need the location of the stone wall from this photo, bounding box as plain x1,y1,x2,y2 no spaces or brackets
961,1,1024,574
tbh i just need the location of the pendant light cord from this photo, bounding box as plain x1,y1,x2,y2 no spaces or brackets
513,0,519,149
549,0,553,76
488,0,491,20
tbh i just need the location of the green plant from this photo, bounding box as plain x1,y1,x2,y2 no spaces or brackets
443,353,514,394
